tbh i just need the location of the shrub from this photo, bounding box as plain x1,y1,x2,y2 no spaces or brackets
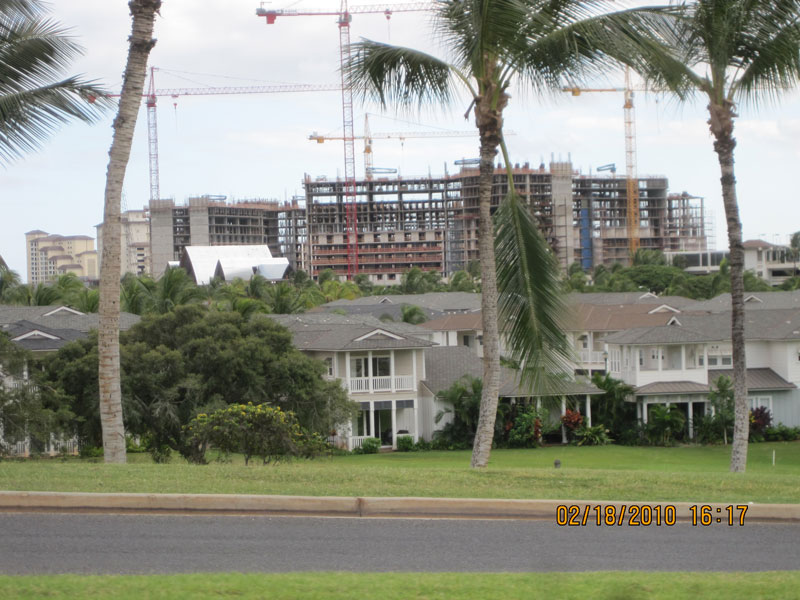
183,403,317,465
646,405,685,446
764,424,800,442
78,445,103,459
572,424,612,446
749,407,772,442
414,439,432,451
560,409,583,439
357,437,381,454
396,435,414,452
508,407,544,448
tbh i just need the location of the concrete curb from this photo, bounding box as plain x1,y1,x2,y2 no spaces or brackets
1,491,798,522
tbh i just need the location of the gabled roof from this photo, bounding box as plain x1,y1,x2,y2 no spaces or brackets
0,305,140,333
266,313,434,351
567,303,675,332
4,320,86,352
743,239,775,249
605,309,800,344
681,291,800,312
567,292,696,307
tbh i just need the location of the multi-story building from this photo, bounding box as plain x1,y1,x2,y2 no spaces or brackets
148,196,306,279
24,231,97,285
96,209,152,277
304,160,707,283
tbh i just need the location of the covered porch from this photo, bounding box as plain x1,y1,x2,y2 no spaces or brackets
348,398,419,451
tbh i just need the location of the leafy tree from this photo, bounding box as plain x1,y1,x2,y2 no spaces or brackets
708,375,735,445
448,270,478,292
646,404,686,446
98,0,161,464
7,282,60,306
0,266,21,301
434,376,484,448
39,307,358,453
0,0,111,164
632,249,668,266
347,0,669,467
590,372,637,443
634,0,800,471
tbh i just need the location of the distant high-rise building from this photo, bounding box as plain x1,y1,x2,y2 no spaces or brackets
148,196,306,279
96,209,152,277
25,231,97,285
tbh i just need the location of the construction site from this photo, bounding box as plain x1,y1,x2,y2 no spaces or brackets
303,160,707,283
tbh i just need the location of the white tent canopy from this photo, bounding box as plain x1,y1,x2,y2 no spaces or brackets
180,245,289,285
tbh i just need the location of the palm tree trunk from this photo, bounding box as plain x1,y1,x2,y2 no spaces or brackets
470,83,508,469
98,0,160,464
708,100,748,473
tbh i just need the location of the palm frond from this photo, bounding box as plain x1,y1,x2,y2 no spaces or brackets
0,3,113,163
494,191,573,395
346,39,459,110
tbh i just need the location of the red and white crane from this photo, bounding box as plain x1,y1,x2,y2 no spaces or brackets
256,2,432,278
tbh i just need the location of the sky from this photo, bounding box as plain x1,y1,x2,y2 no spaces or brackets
2,0,800,281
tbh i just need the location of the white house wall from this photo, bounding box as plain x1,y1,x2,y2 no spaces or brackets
770,390,800,427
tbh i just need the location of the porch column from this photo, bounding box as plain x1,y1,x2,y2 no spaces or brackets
657,346,662,372
345,351,351,392
585,394,592,427
362,410,367,437
637,401,642,423
367,350,373,393
635,347,640,378
536,398,541,412
391,400,397,450
681,345,686,370
688,400,694,439
390,350,396,393
412,349,418,386
642,401,648,425
561,396,567,444
413,399,419,443
369,401,375,437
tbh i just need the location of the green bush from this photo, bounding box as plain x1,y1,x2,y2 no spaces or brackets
357,437,381,454
764,425,800,442
414,439,432,451
78,445,103,459
396,435,414,452
508,408,543,448
572,424,612,446
183,403,320,465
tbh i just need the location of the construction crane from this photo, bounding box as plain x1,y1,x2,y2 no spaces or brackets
136,67,340,205
256,2,433,278
563,67,641,256
309,114,483,179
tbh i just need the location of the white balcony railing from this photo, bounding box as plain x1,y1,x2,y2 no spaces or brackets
578,350,605,365
344,375,415,393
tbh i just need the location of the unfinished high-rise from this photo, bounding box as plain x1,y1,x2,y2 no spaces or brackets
304,160,707,282
148,196,306,279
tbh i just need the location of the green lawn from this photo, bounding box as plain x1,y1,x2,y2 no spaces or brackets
1,572,799,600
1,443,799,503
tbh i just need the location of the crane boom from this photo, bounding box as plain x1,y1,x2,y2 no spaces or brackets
256,2,432,279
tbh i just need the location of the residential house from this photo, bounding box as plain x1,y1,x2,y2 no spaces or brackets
604,308,800,433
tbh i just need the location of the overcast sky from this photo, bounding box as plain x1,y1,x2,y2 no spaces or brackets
2,0,799,280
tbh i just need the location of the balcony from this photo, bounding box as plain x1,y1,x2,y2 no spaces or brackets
345,375,415,393
578,350,605,365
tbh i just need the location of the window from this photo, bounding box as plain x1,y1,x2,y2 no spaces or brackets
707,357,718,366
463,336,471,348
749,396,773,413
350,356,368,378
372,356,390,377
721,356,732,366
324,357,334,377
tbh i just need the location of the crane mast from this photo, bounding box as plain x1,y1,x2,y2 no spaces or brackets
256,2,432,279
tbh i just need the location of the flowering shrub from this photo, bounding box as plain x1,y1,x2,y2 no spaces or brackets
561,409,584,432
183,403,327,465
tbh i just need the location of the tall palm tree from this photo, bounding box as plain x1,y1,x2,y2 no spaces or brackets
0,0,111,164
0,265,21,302
632,0,800,472
98,0,161,464
346,0,677,467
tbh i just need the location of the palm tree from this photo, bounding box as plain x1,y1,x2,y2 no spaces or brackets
401,304,427,324
632,0,800,471
0,265,21,302
149,267,204,315
0,0,112,164
346,0,676,467
98,0,161,464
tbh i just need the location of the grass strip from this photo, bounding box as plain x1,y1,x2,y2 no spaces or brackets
1,572,799,600
2,444,799,504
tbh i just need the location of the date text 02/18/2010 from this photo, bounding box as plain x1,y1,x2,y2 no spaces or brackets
555,504,749,527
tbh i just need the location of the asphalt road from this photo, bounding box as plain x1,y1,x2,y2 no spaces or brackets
0,513,797,574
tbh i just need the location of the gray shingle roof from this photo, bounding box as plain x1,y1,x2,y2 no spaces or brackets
324,292,481,312
605,309,800,344
0,305,140,332
567,292,696,307
421,346,601,398
634,368,796,395
681,291,800,313
266,313,434,351
3,320,86,352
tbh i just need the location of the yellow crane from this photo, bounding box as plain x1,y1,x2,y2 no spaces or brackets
563,67,641,256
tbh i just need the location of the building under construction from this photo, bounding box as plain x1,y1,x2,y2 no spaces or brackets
304,160,707,282
149,196,306,279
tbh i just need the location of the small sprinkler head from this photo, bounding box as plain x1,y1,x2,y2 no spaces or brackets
554,459,561,469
